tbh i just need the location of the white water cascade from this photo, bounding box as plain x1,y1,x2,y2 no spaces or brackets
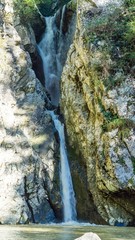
48,111,77,222
38,16,60,106
38,8,77,222
38,9,65,106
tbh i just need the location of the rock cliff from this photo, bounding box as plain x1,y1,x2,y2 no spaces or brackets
0,0,135,226
61,0,135,225
0,0,62,224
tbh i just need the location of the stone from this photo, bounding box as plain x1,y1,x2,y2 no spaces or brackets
1,0,135,227
16,24,36,53
0,0,62,224
61,0,135,225
75,233,101,240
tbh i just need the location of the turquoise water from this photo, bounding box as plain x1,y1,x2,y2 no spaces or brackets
0,224,135,240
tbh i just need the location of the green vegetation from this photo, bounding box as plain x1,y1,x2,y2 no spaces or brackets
85,0,135,89
98,98,118,122
98,98,134,138
14,0,53,20
102,116,133,139
14,0,71,20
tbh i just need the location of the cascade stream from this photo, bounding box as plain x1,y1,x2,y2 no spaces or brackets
48,111,77,222
38,7,77,222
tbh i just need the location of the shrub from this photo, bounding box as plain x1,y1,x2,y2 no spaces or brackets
14,0,52,21
85,0,135,89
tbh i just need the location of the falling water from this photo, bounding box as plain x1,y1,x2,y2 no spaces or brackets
38,7,77,222
38,16,60,106
48,111,77,222
38,7,67,107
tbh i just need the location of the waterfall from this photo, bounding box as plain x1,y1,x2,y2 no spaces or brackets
38,7,77,222
38,16,60,107
48,111,77,222
59,5,66,38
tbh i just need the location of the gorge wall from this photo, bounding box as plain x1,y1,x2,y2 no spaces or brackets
0,0,135,226
61,0,135,226
0,0,62,224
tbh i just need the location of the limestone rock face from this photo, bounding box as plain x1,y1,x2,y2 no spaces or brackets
0,0,62,224
61,0,135,225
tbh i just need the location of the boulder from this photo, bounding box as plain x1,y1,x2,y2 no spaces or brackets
75,232,101,240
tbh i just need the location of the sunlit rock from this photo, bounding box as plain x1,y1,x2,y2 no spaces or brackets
75,232,101,240
0,0,62,224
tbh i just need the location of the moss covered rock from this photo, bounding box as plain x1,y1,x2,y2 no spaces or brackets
61,0,135,225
